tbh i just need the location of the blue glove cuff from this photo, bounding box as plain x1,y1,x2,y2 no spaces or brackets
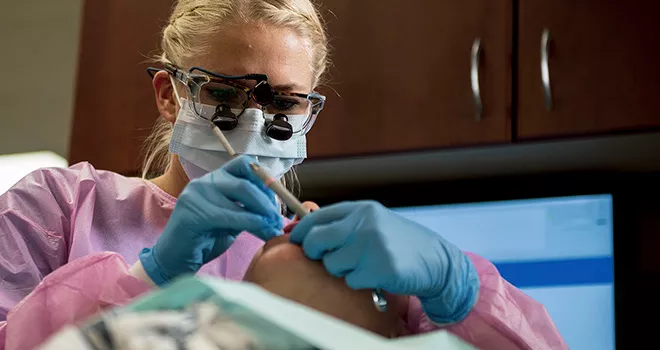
419,254,480,325
138,247,174,287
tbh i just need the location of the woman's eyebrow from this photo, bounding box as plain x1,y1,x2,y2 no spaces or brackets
271,83,305,92
214,76,306,92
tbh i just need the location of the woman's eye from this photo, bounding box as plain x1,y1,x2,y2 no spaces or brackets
272,98,298,111
207,88,239,103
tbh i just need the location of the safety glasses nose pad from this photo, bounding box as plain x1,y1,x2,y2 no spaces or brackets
265,114,294,141
211,103,239,130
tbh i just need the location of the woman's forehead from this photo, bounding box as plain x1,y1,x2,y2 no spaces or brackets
189,23,314,91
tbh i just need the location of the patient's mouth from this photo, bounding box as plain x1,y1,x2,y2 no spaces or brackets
283,221,299,234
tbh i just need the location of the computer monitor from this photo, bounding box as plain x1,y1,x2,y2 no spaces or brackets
391,194,615,350
304,171,660,348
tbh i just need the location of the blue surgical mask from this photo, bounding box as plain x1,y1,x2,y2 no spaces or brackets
169,99,306,180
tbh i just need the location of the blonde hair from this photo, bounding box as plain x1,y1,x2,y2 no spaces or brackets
140,0,329,196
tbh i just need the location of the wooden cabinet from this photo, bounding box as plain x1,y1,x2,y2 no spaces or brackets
69,0,174,175
517,0,660,139
68,1,660,174
308,0,512,159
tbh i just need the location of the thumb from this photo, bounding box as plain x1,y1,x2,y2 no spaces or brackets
208,234,237,261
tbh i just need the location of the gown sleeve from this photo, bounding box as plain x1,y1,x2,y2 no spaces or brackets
406,252,568,350
0,167,77,321
0,252,151,350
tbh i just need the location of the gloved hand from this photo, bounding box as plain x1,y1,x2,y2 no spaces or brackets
289,200,480,324
140,155,284,286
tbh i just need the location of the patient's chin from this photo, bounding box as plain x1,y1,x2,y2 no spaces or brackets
244,236,408,338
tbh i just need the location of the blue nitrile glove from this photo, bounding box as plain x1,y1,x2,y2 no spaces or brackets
139,155,283,286
289,200,480,324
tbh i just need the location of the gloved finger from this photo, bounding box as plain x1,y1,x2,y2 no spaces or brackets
321,244,362,277
210,173,280,219
344,266,381,291
179,190,282,236
222,155,277,202
209,234,237,259
214,155,278,209
298,221,353,260
202,201,283,241
289,201,359,244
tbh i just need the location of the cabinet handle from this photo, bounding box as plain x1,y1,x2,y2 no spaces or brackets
541,29,553,111
471,38,483,121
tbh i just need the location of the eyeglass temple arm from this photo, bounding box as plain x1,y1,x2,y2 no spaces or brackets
146,63,182,79
145,67,160,78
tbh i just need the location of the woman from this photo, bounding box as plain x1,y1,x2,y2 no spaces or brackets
0,0,567,349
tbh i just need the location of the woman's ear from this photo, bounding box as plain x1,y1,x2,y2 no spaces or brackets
152,70,180,124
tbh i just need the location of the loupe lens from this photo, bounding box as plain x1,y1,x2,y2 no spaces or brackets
212,104,239,130
265,96,312,133
266,114,294,140
252,82,274,105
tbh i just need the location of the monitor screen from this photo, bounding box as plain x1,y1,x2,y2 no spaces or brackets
391,194,614,350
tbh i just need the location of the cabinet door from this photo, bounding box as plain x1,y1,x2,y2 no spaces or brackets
308,0,512,159
69,0,174,175
518,0,660,139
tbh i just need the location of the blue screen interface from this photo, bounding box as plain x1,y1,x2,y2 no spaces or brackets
392,194,614,350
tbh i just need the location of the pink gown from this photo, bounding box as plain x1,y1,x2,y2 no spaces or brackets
0,162,567,349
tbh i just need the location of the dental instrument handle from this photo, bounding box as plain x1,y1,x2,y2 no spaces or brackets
211,125,237,157
249,163,310,219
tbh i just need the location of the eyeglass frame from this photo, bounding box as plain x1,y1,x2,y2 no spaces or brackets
146,63,326,135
